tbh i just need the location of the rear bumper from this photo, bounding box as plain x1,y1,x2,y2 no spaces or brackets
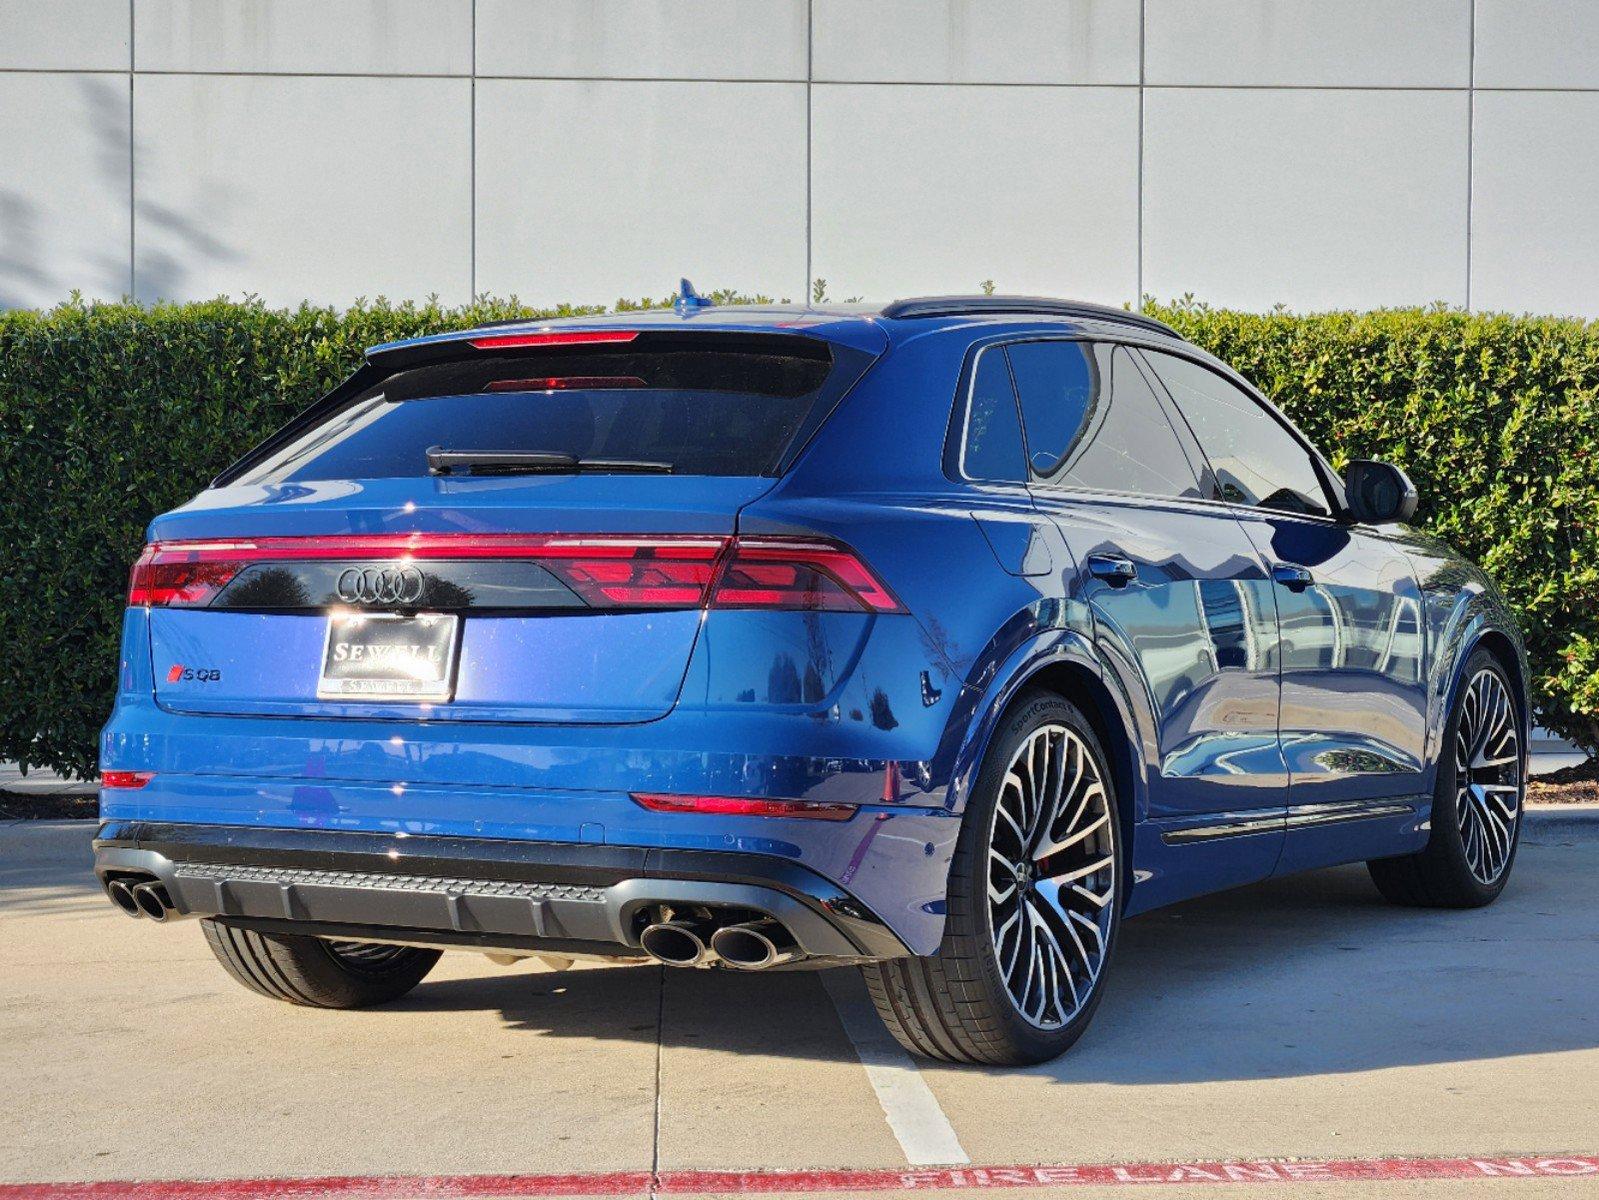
92,820,912,963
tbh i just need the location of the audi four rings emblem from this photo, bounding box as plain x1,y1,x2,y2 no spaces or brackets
336,566,426,605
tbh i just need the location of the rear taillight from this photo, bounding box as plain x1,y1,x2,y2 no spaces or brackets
632,793,856,821
127,544,245,607
708,539,902,613
540,540,723,608
127,534,903,614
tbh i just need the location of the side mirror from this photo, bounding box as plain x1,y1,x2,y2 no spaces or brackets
1343,459,1418,525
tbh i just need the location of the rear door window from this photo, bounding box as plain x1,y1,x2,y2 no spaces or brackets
232,334,845,484
1052,346,1206,499
1007,340,1204,500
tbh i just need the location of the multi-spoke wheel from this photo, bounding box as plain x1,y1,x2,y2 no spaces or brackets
1453,667,1521,885
863,689,1122,1064
1369,650,1524,908
987,724,1115,1029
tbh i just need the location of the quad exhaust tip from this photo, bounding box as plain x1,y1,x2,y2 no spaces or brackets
105,876,179,922
710,919,800,970
132,881,176,922
639,917,715,967
639,914,803,970
105,878,141,917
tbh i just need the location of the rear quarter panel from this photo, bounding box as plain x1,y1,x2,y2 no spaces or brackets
742,331,1105,815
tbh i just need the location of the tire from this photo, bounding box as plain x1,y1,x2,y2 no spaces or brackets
863,689,1122,1065
202,919,441,1008
1367,649,1524,908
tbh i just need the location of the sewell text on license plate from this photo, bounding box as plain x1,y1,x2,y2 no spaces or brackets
318,612,460,702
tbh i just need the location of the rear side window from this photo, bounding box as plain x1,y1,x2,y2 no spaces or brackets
1007,340,1097,475
232,334,841,483
960,347,1026,483
1142,350,1331,517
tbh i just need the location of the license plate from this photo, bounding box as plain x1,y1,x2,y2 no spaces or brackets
318,613,460,702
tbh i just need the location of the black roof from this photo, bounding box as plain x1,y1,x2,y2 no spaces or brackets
879,295,1180,339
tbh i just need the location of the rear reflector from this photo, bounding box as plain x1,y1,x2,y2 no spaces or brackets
100,770,154,790
468,330,639,350
128,534,904,614
632,793,856,821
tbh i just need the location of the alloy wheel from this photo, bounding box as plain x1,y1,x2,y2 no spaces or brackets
986,724,1116,1029
1455,667,1522,885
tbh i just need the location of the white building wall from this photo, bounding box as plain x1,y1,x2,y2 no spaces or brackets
1,0,1596,314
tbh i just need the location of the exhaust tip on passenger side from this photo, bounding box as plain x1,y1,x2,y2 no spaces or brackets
131,881,176,922
710,919,800,970
105,878,142,918
639,918,714,967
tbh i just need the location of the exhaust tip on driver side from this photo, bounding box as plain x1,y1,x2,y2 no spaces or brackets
131,881,176,922
105,878,142,918
639,918,714,967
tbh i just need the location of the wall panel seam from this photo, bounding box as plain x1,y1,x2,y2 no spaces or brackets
1466,0,1477,310
470,0,476,301
1137,0,1145,309
127,0,134,299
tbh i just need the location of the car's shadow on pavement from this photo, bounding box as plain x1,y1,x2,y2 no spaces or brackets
11,815,1596,1085
394,828,1599,1084
394,959,870,1068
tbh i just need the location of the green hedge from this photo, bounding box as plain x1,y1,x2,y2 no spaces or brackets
2,295,1596,779
1148,299,1599,758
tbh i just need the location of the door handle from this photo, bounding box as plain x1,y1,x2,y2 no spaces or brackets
1087,554,1138,587
1272,563,1314,591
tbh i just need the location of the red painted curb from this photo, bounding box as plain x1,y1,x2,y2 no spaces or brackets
3,1156,1596,1198
0,1175,653,1200
669,1157,1599,1190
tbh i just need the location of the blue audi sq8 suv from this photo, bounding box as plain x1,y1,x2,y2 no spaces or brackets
96,292,1528,1064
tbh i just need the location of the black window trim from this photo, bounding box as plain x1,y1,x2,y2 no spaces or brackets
952,332,1214,508
945,331,1350,526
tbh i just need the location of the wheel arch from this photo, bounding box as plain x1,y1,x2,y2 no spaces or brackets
1016,660,1142,897
1463,627,1533,747
1470,628,1526,694
939,629,1152,914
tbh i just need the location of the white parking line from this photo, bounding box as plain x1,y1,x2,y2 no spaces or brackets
821,968,970,1168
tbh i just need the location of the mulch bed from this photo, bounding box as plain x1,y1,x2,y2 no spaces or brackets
1527,755,1599,805
0,790,97,820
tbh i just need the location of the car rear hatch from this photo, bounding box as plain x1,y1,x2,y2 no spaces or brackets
139,325,880,725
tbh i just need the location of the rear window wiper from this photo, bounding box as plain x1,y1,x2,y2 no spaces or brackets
426,447,673,476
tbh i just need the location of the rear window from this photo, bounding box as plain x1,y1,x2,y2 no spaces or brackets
231,334,842,483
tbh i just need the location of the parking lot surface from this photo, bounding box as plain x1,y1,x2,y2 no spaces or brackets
2,812,1596,1198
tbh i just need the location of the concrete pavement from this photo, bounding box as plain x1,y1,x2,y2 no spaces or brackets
1,812,1595,1197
